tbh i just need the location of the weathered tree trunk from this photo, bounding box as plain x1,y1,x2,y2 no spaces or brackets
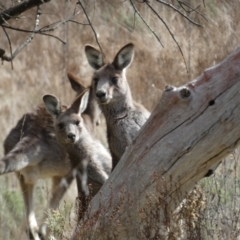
73,47,240,239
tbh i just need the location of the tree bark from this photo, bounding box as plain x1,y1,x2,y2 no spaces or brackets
73,47,240,239
0,0,51,25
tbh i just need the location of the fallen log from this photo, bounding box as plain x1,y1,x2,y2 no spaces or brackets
73,47,240,239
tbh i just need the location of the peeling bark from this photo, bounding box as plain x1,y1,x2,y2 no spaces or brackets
73,47,240,239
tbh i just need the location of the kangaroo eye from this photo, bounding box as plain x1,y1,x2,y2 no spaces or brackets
58,123,64,130
75,120,80,126
112,77,118,84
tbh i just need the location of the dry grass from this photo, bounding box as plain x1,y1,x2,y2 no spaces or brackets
1,0,240,239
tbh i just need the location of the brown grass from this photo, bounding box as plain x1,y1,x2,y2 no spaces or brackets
1,0,240,239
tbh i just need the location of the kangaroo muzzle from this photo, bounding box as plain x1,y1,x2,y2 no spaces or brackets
67,133,76,143
96,90,109,104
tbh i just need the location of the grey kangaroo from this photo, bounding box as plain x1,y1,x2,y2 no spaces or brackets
1,73,98,240
85,43,150,169
43,90,112,219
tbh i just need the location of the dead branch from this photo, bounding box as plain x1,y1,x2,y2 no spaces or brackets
0,0,207,64
1,26,13,68
145,0,188,72
0,6,87,63
129,0,164,47
0,24,67,43
38,10,83,33
77,0,105,58
1,6,41,65
72,47,240,239
176,0,207,21
0,0,51,25
155,0,206,25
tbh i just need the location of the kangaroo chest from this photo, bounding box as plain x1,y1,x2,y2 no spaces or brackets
107,117,142,159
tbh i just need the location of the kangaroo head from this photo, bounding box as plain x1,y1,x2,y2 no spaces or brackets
43,90,89,145
85,43,134,105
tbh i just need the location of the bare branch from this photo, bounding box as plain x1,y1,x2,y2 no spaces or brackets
77,0,105,58
155,0,205,27
68,20,89,25
2,27,13,69
176,1,208,21
38,10,82,33
0,0,51,25
1,6,41,62
129,0,164,47
145,1,188,73
0,24,67,44
35,32,66,43
0,8,84,48
202,0,206,7
0,0,207,65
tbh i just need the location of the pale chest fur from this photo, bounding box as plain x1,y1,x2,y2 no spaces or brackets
107,109,150,159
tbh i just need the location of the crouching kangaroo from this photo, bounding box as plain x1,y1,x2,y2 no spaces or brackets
43,90,112,220
85,43,150,169
0,73,97,240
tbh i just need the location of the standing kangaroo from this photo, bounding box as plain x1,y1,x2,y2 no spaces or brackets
85,43,150,169
43,90,112,220
1,73,99,240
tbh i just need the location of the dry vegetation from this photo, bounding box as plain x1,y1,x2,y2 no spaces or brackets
0,0,240,239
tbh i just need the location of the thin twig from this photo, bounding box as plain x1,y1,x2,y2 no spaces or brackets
177,0,208,21
0,24,66,43
0,8,82,50
202,0,205,8
129,0,164,47
1,6,41,62
2,26,13,69
145,1,188,73
102,0,135,33
37,32,66,43
77,0,105,58
0,0,51,25
155,0,204,27
39,10,82,33
68,20,89,25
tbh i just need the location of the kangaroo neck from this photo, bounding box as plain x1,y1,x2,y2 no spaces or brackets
66,132,93,166
101,92,134,121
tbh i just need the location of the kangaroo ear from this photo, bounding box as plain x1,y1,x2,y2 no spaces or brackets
67,72,87,94
112,43,134,70
43,95,61,117
70,90,90,115
79,91,90,114
85,45,104,70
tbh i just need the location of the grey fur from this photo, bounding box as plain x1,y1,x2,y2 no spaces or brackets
1,73,99,240
43,90,112,220
85,43,150,169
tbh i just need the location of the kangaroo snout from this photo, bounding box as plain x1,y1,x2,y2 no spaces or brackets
67,133,76,142
96,90,106,100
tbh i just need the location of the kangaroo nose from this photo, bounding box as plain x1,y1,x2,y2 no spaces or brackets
96,90,106,99
67,133,76,142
